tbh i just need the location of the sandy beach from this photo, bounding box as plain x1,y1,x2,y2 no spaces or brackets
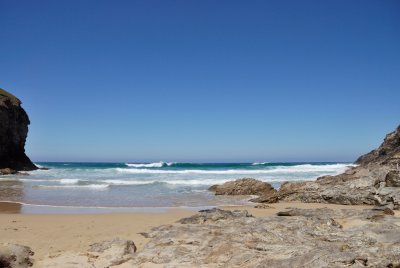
0,201,388,266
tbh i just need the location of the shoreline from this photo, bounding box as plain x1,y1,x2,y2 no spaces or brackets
0,199,378,215
0,201,219,214
0,200,390,265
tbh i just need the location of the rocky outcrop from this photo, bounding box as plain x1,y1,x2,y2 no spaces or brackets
39,238,136,267
355,125,400,166
0,89,36,171
129,208,400,267
11,208,400,268
255,164,400,209
209,178,277,196
11,207,400,267
253,125,400,209
386,170,400,187
178,208,252,224
0,243,34,268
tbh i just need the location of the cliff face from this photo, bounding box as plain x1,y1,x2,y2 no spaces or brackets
0,89,37,171
355,126,400,166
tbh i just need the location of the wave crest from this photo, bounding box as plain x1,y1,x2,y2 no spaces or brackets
125,162,174,168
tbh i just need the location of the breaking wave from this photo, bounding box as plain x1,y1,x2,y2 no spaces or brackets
1,161,355,208
125,162,174,168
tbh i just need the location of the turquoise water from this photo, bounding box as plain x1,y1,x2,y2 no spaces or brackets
0,162,353,208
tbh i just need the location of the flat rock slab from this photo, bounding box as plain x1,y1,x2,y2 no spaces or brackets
132,208,400,267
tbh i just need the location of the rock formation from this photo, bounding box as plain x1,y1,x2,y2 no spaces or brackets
0,89,36,172
130,208,400,267
0,243,34,268
208,178,277,196
355,125,400,166
253,125,400,209
7,207,400,267
38,238,136,267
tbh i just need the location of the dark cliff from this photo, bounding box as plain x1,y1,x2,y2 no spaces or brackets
0,88,37,171
355,125,400,166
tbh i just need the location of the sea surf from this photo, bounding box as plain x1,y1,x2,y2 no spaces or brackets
0,162,354,208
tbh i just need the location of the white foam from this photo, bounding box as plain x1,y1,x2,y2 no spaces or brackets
252,162,269,165
115,164,354,175
125,162,166,168
94,179,225,186
0,177,19,182
163,179,230,185
59,179,80,184
102,179,157,185
34,184,109,190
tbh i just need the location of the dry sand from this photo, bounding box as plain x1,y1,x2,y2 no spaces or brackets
0,201,390,264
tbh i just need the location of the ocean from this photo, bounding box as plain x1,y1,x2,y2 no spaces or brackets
0,162,354,209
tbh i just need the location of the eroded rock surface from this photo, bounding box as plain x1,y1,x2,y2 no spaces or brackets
11,207,400,267
0,243,34,268
131,208,400,267
209,178,277,196
39,238,136,267
355,125,400,166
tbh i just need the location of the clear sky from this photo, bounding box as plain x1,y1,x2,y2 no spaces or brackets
1,0,399,162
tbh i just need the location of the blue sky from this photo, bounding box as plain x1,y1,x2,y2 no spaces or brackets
1,0,399,162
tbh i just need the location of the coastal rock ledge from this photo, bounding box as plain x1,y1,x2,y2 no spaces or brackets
6,208,400,267
0,89,36,172
253,125,400,209
208,125,400,210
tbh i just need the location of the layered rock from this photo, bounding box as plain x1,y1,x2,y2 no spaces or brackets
355,125,400,166
209,178,277,196
130,208,400,267
9,207,400,267
38,238,136,267
0,89,36,171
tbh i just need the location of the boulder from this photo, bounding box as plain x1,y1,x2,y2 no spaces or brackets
0,243,34,268
385,170,400,187
209,178,277,196
250,193,279,203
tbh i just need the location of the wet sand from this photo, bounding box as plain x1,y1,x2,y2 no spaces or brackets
0,201,390,264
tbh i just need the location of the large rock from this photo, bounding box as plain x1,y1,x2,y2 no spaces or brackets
261,165,400,209
27,207,400,267
131,208,400,267
355,125,400,166
386,170,400,187
209,178,277,196
252,125,400,209
0,243,34,268
0,89,36,171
